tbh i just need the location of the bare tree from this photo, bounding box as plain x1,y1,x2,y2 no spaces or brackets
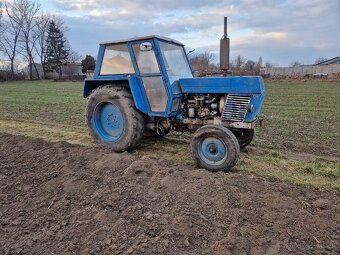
289,61,302,67
189,51,216,72
314,57,328,65
244,59,256,74
33,14,69,79
0,0,25,78
264,61,274,68
233,55,246,70
33,13,50,78
68,49,82,63
0,2,3,33
256,56,263,69
0,2,3,55
19,0,41,79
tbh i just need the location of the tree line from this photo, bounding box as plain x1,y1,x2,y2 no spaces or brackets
188,52,273,75
189,51,330,74
0,0,79,80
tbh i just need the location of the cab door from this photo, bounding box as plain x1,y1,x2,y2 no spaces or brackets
129,41,169,115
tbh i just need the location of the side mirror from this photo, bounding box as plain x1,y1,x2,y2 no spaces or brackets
140,42,153,51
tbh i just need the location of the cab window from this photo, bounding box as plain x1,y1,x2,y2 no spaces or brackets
100,44,134,75
132,44,160,74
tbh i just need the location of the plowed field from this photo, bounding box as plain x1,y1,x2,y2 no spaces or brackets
1,133,339,254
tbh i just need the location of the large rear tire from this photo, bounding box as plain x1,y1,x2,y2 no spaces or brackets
191,125,240,172
86,85,145,152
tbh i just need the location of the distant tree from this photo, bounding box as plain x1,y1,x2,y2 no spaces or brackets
0,0,25,77
256,56,263,69
45,20,69,78
19,0,41,80
314,57,328,65
264,61,274,68
68,49,82,63
244,60,256,70
34,13,51,79
0,2,3,32
81,55,96,74
208,53,218,69
234,55,246,70
289,61,301,67
0,2,3,55
189,51,215,72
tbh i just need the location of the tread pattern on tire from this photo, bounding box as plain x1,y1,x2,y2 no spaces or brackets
191,125,240,172
85,85,145,152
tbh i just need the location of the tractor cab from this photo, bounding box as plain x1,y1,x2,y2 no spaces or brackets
85,36,193,117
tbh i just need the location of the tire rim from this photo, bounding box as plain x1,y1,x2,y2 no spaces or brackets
92,102,124,142
198,137,228,165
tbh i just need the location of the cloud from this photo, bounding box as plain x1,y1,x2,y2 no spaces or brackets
50,0,340,66
53,0,97,10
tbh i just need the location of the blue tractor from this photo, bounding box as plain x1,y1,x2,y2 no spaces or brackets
84,24,265,171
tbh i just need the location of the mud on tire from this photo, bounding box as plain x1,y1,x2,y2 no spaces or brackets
191,125,240,172
86,85,145,152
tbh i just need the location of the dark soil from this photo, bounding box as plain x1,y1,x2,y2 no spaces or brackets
0,133,339,255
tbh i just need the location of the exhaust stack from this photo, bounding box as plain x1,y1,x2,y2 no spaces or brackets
220,17,230,76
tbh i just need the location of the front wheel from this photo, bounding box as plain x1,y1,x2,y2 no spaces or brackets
191,125,240,172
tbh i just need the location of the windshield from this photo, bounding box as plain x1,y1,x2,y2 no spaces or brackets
159,41,193,84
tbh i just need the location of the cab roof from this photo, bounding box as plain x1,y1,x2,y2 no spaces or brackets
100,35,184,46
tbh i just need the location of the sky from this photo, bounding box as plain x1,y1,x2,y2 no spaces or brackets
15,0,340,66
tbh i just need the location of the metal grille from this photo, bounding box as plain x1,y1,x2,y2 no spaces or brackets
222,94,250,122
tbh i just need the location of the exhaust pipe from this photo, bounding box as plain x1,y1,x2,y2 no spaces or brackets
220,17,230,76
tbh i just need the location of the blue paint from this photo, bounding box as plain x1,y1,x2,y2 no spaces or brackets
127,40,168,117
179,76,265,94
175,113,183,121
83,36,265,124
93,45,104,78
179,76,265,122
128,76,149,114
198,138,227,165
244,93,266,122
84,77,129,98
92,102,124,142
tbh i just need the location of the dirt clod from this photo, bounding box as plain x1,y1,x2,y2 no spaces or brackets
0,133,339,254
313,198,332,210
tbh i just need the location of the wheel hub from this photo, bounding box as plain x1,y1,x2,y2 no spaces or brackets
208,144,218,154
93,102,124,142
107,113,118,128
199,137,227,164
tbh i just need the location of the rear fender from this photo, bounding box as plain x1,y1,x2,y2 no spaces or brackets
83,77,148,114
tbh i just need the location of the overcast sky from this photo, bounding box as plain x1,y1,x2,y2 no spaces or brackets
41,0,340,66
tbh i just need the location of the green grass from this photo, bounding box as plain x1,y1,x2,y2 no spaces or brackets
0,80,90,144
256,81,340,156
0,80,339,190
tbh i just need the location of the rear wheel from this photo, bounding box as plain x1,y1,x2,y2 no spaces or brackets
86,85,145,152
232,129,255,148
191,125,240,172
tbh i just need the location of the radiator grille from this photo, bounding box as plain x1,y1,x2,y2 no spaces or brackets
221,94,251,122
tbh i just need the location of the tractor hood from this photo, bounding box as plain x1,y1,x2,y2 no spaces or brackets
179,76,265,94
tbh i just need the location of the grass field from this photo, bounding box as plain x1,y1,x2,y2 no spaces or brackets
0,80,339,190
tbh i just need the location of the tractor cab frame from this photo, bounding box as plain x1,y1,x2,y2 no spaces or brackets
84,36,193,118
